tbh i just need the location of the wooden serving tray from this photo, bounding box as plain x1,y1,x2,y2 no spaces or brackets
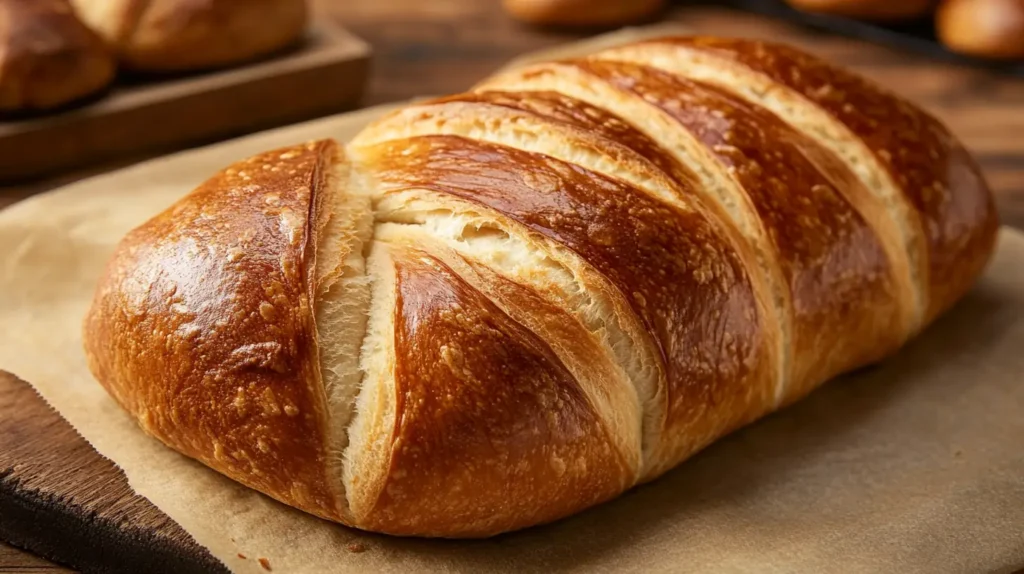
0,23,371,182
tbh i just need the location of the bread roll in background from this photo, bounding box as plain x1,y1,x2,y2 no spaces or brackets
0,0,115,112
785,0,935,20
937,0,1024,59
503,0,665,26
69,0,308,72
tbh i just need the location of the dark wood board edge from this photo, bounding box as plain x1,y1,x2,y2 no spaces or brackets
0,23,371,183
0,372,228,574
0,540,71,572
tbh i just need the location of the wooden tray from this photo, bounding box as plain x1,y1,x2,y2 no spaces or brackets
0,23,371,182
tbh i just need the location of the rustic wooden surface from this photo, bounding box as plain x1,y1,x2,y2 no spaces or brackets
1,1,1023,571
0,22,369,182
0,374,227,574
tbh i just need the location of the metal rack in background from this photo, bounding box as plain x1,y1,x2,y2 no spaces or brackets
703,0,1024,77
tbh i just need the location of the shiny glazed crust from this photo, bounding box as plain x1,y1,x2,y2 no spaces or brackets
83,36,999,538
69,0,307,71
84,141,348,521
0,0,115,111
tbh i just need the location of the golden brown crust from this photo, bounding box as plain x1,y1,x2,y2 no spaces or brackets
784,0,935,20
83,35,999,538
937,0,1024,60
660,37,1000,324
83,140,346,522
70,0,307,71
354,247,632,536
0,0,114,111
502,0,665,27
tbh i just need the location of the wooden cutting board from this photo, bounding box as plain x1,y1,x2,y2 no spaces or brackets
0,372,227,573
0,22,370,182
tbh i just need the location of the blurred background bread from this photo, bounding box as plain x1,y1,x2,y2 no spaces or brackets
937,0,1024,59
784,0,935,20
69,0,308,72
0,0,115,112
503,0,665,26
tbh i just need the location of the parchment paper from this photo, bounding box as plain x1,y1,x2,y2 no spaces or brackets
2,26,1023,574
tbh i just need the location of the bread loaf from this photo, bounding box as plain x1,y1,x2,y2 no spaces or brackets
0,0,115,112
69,0,307,72
937,0,1024,60
83,36,998,538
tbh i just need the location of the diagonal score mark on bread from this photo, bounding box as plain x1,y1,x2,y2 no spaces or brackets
470,62,794,408
82,36,1000,538
348,90,746,472
364,191,657,468
347,227,643,533
352,126,782,485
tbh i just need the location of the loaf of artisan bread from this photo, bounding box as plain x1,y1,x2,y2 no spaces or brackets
937,0,1024,60
69,0,307,71
84,36,998,537
0,0,115,111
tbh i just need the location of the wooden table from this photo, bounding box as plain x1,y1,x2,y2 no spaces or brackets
2,1,1022,571
2,2,1023,226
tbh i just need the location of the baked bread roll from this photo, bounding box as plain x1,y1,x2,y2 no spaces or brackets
0,0,115,112
69,0,307,72
937,0,1024,59
84,36,998,538
503,0,665,26
785,0,935,20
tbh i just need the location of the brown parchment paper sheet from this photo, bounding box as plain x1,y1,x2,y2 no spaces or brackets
2,25,1023,574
